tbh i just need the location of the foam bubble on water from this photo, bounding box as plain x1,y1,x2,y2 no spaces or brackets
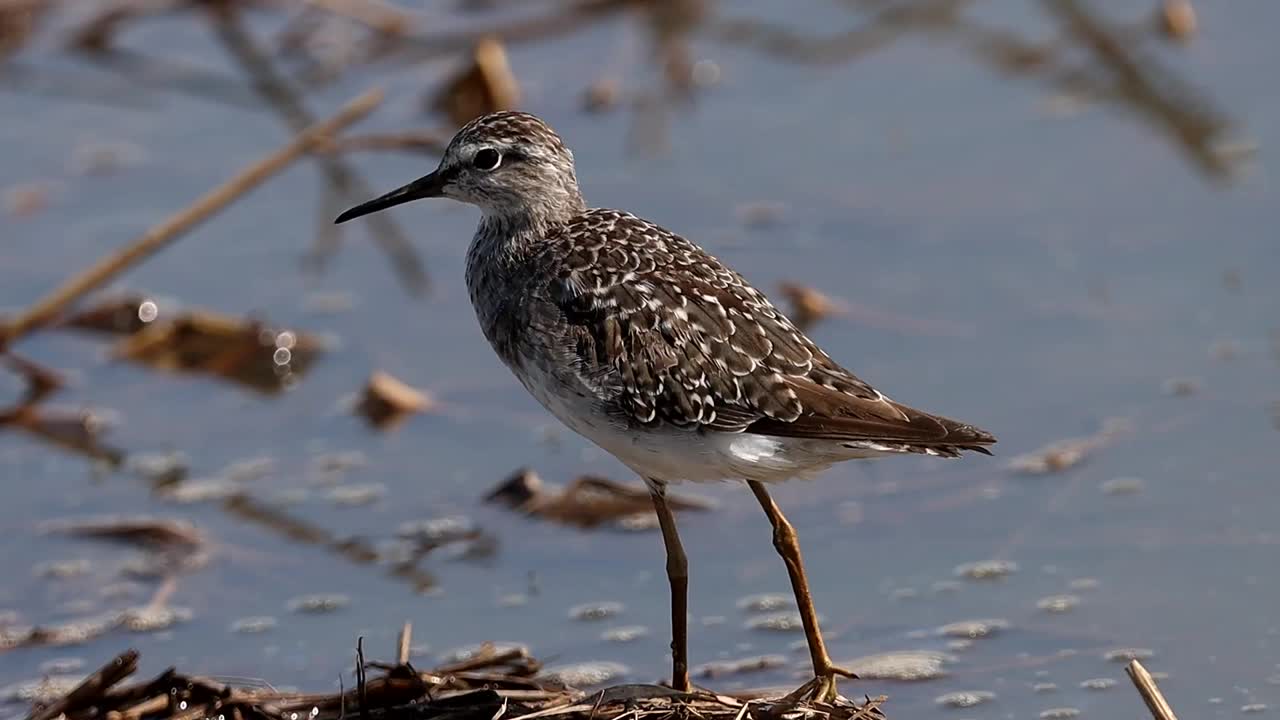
1037,595,1081,613
601,625,649,643
1103,648,1154,663
736,593,794,613
843,650,955,681
543,661,628,688
936,618,1010,639
954,560,1019,581
286,594,350,614
934,690,995,708
568,601,624,622
745,612,807,633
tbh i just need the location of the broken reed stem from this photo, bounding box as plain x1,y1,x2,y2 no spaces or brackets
1126,659,1178,720
206,4,427,294
396,622,413,665
303,0,413,35
0,87,384,348
356,637,370,720
27,648,139,720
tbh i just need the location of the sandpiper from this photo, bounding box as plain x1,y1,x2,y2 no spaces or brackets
336,111,996,702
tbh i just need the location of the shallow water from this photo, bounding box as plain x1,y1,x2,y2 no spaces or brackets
3,2,1280,718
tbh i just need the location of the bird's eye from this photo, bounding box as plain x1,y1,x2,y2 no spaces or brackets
472,148,502,171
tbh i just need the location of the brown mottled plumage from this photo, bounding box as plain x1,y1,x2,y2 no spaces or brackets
336,110,996,703
546,209,993,455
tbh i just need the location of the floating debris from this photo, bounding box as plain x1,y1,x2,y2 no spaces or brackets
128,451,189,486
158,477,241,504
934,690,995,709
736,593,794,613
954,559,1019,581
1008,418,1130,475
1157,0,1197,42
844,650,953,681
1036,594,1081,613
1068,578,1100,591
397,516,479,543
1104,647,1154,663
936,619,1010,639
1080,677,1117,691
0,605,186,651
614,513,659,531
438,641,530,664
735,201,787,230
38,658,85,674
302,291,357,315
568,602,624,622
778,282,840,332
1210,339,1241,361
57,294,164,336
229,616,277,634
745,612,807,633
69,139,146,176
0,0,49,60
931,580,963,595
119,605,191,632
485,468,712,530
582,78,620,113
110,310,323,394
42,515,204,555
286,593,350,614
0,640,896,720
542,661,628,688
1039,708,1080,719
693,654,788,679
310,450,368,476
1,406,125,467
601,626,648,643
0,675,81,707
356,371,433,429
1162,377,1201,397
431,36,519,127
1242,704,1269,714
325,483,386,506
34,559,91,580
220,457,276,483
496,593,528,608
1040,91,1091,117
1100,476,1144,496
1033,683,1059,693
3,181,51,217
388,514,496,565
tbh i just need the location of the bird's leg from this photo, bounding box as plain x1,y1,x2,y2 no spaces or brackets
649,482,691,692
747,480,856,704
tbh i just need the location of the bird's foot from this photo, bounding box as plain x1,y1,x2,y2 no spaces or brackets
781,664,858,705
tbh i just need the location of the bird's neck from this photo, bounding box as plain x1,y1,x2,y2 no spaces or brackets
473,200,581,263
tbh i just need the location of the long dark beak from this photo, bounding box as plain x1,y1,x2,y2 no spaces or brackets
334,170,445,224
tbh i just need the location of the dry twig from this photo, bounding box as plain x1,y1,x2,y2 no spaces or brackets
0,87,384,348
1126,659,1178,720
26,649,140,720
204,4,428,294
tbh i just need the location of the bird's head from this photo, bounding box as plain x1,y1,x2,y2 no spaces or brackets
335,111,584,226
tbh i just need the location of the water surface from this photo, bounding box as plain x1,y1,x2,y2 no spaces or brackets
3,2,1279,718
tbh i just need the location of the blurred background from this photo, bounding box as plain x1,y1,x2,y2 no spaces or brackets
1,0,1278,718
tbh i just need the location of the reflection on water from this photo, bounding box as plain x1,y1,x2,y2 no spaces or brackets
2,0,1279,718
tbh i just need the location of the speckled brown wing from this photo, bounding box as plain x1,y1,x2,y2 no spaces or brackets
545,209,996,456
